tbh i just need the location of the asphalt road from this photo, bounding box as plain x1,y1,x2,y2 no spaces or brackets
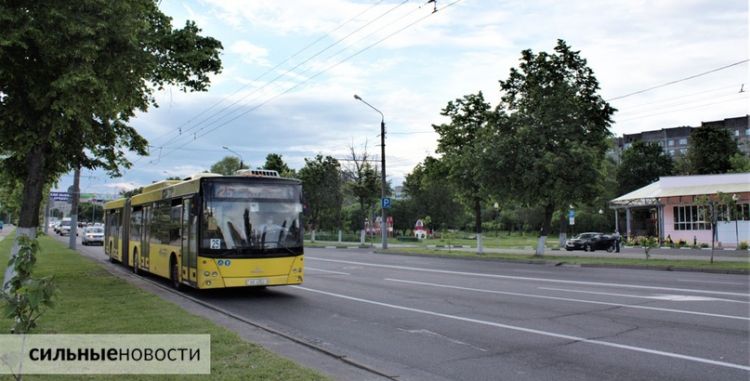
62,235,749,381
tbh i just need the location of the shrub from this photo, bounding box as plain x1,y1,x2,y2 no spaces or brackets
739,241,749,250
700,243,709,248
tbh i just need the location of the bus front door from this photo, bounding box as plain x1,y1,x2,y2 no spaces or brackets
182,198,197,286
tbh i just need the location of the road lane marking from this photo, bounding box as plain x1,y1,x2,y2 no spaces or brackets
292,286,750,372
397,328,487,352
386,279,749,321
305,267,351,275
675,279,747,286
538,287,750,304
306,257,749,297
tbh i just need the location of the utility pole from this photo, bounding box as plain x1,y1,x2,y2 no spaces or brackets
69,167,80,250
354,94,388,249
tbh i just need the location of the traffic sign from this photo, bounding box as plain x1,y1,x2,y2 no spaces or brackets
50,192,70,202
381,198,391,209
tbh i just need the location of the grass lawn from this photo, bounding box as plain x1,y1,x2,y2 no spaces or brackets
0,234,328,381
376,247,750,273
307,231,559,249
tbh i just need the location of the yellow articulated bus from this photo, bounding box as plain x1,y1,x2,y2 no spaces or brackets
104,170,304,290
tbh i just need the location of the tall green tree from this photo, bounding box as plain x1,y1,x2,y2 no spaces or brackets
343,145,381,229
486,40,616,255
0,1,222,243
210,156,247,175
298,155,343,232
263,153,294,177
687,126,740,174
402,157,465,230
617,141,673,194
433,92,494,252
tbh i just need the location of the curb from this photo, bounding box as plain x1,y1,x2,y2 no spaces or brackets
374,250,749,275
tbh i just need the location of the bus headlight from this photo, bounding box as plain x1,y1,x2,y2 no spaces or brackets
211,272,218,277
203,271,210,277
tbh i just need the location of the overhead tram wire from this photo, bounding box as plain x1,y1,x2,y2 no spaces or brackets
616,91,748,119
146,0,388,149
606,59,749,102
617,94,748,123
614,83,741,112
165,1,424,148
156,0,465,162
152,0,411,152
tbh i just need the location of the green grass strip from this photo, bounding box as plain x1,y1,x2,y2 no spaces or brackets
376,248,749,273
0,234,328,381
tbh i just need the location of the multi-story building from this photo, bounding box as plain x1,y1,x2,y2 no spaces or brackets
617,115,749,156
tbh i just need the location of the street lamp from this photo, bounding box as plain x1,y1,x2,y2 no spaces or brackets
353,94,388,250
222,146,244,169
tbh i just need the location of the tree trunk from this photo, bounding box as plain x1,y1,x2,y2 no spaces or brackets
535,203,555,256
558,211,567,248
3,145,47,289
69,167,80,250
474,197,483,254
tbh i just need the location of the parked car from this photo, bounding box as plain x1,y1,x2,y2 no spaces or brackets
565,232,617,252
81,226,104,246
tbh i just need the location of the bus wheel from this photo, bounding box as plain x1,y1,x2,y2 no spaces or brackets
133,250,139,275
170,256,182,291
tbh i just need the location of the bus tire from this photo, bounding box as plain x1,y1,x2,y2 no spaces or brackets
132,249,139,275
170,255,182,291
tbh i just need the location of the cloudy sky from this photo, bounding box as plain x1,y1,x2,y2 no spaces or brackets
57,0,748,196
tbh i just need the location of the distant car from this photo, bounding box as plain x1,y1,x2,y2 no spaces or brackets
81,226,104,246
59,218,72,236
565,232,616,252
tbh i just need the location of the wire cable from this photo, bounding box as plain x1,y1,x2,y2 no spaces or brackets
156,0,464,162
153,0,410,151
606,59,748,101
147,0,389,148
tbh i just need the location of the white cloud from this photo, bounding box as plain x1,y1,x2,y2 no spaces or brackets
229,40,271,67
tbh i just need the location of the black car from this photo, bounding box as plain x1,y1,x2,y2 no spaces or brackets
565,232,616,252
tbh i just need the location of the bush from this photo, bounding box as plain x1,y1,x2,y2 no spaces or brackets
739,241,749,250
396,236,420,242
676,239,687,248
700,243,709,248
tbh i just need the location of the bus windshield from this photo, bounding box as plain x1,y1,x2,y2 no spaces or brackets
201,182,303,257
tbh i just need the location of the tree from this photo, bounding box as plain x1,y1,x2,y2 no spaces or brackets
298,155,343,232
486,40,616,255
263,153,294,177
728,152,750,173
616,141,673,194
402,157,465,230
210,156,247,175
686,125,739,174
120,187,144,199
343,144,381,230
0,1,222,287
433,92,494,253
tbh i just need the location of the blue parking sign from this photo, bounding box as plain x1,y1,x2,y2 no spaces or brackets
382,198,391,209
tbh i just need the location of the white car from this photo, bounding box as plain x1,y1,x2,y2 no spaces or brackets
81,226,104,246
59,218,72,236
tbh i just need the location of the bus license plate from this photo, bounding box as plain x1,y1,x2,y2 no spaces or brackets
247,278,268,286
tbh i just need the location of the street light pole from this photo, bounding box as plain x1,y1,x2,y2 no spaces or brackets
354,94,388,250
222,146,245,169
